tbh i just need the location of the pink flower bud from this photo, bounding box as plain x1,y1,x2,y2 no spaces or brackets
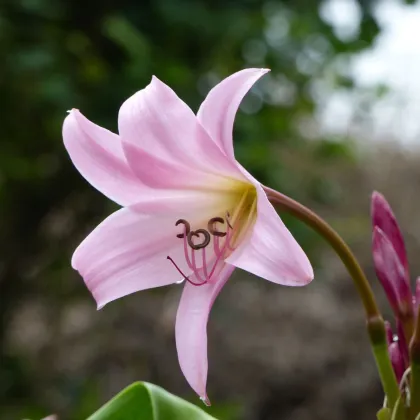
372,227,413,318
396,319,409,367
385,320,393,345
389,341,405,383
371,192,409,278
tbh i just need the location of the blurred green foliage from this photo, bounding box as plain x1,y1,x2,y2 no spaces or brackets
0,0,413,418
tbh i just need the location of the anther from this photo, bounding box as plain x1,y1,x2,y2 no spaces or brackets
187,229,211,249
208,217,226,237
175,219,190,238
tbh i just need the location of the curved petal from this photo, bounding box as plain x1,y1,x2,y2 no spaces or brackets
197,68,270,160
226,184,313,286
63,110,145,206
72,191,236,309
176,262,235,403
118,77,242,184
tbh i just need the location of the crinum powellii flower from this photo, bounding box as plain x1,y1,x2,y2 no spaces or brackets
63,68,314,404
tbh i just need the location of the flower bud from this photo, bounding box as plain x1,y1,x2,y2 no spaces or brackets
372,227,413,319
389,341,405,383
385,320,393,345
371,192,409,278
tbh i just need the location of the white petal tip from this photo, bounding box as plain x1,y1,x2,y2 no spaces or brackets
305,273,315,284
150,75,163,86
200,395,211,406
299,265,314,285
96,302,105,310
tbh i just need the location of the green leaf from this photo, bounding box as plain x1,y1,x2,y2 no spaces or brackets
391,397,406,420
87,382,217,420
377,407,391,420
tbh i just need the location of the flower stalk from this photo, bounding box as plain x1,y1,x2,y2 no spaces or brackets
264,186,400,409
410,304,420,419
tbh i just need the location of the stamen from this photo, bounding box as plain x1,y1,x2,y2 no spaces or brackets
190,245,207,284
207,223,233,280
175,219,191,238
187,229,211,249
170,212,242,287
202,247,209,279
208,217,226,237
213,234,221,257
213,213,233,257
183,230,195,271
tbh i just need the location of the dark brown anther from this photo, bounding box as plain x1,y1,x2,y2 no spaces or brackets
187,229,211,249
208,217,227,237
175,219,190,238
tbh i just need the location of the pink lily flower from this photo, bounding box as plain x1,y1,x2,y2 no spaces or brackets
63,68,313,403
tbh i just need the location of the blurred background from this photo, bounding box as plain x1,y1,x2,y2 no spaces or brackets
1,0,420,418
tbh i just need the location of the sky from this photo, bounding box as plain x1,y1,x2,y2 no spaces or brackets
319,0,420,146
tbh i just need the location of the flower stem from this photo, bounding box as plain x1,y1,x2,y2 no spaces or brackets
264,186,400,408
409,305,420,419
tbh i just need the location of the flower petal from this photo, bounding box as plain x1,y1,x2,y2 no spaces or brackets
118,76,241,185
371,192,409,277
226,184,313,286
197,68,270,160
372,226,412,316
73,191,232,309
176,262,235,403
63,110,145,206
121,140,239,191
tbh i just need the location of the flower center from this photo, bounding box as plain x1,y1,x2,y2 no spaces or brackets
167,185,257,286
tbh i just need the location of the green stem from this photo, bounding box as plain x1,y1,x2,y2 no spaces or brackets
410,362,420,419
409,305,420,419
264,186,400,408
